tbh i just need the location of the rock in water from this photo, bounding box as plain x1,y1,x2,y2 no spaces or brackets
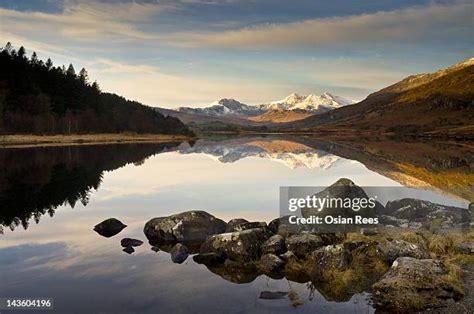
286,233,324,258
376,239,430,263
262,234,286,255
372,257,463,312
200,228,272,262
121,238,144,247
93,218,127,238
122,246,135,254
260,254,285,273
144,211,227,243
301,178,384,218
170,243,189,264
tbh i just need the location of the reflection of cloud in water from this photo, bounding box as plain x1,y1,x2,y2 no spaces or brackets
0,242,373,313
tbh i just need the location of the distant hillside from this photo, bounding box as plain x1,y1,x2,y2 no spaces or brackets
0,43,191,135
279,58,474,138
248,109,313,123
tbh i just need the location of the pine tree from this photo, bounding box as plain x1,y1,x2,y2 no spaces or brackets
2,42,12,53
45,58,53,69
66,64,76,77
79,68,89,84
17,46,26,59
30,52,39,65
91,81,100,92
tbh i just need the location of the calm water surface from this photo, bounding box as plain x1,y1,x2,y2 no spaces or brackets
0,136,470,313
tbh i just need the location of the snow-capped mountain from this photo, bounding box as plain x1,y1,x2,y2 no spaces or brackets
261,92,355,112
177,98,264,117
175,92,355,118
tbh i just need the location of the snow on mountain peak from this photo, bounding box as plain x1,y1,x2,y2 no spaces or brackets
264,92,355,112
176,92,355,117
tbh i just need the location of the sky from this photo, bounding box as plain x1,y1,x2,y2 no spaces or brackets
0,0,472,108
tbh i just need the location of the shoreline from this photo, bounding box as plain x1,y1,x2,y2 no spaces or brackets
0,133,195,148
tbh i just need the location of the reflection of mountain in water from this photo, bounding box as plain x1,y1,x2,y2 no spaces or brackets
178,139,343,169
0,142,181,232
180,136,472,202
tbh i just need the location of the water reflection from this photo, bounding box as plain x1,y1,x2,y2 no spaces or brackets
0,142,181,232
0,136,471,313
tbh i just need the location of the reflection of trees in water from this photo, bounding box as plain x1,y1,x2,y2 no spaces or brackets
0,142,181,231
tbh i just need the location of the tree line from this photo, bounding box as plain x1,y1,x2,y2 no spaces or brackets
0,43,191,135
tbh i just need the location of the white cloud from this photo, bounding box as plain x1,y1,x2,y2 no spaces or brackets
0,1,170,41
168,2,473,48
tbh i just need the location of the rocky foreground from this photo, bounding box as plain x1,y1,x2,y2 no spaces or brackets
138,209,474,312
93,179,473,312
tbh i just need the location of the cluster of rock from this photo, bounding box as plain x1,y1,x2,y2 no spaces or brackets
93,218,143,254
143,209,471,312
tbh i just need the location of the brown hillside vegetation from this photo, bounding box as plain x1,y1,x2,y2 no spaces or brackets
248,110,313,123
279,58,474,138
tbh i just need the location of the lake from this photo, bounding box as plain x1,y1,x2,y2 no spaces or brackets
0,136,471,313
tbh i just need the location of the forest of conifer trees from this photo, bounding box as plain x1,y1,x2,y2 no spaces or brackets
0,43,191,135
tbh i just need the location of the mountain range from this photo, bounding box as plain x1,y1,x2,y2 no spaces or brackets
158,92,355,125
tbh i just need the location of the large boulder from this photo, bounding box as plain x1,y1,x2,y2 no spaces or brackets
144,211,227,244
376,239,430,263
310,245,352,278
372,257,463,312
200,228,272,262
261,234,286,255
301,178,384,219
286,233,324,258
93,218,127,238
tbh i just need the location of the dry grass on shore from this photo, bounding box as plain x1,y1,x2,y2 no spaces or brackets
0,133,193,148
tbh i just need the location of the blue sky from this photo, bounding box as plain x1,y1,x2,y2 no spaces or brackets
0,0,472,107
